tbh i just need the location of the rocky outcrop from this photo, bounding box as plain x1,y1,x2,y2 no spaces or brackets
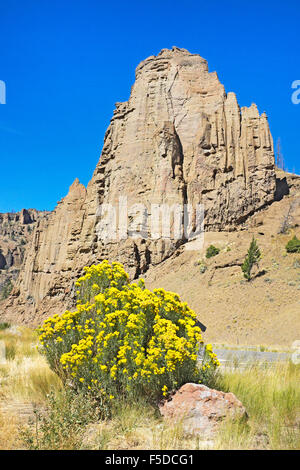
1,47,277,323
159,383,247,437
20,179,87,304
20,209,33,225
0,209,48,300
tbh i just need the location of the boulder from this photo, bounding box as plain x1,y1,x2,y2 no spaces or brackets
159,382,247,437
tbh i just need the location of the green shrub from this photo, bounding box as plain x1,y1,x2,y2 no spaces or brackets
206,245,220,259
286,236,300,254
241,237,261,281
0,322,10,331
38,261,219,404
21,389,103,450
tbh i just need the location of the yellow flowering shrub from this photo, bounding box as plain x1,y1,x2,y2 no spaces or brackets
38,260,219,402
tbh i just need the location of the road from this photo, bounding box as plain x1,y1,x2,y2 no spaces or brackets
197,347,291,367
213,348,290,367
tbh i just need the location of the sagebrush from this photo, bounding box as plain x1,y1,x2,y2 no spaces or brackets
38,261,219,404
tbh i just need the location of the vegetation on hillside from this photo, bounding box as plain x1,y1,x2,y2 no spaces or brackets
241,237,261,281
206,245,220,259
286,235,300,253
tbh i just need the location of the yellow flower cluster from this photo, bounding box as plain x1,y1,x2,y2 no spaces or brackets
38,260,219,401
205,343,220,368
75,260,129,304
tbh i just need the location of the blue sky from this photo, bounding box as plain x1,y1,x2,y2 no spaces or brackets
0,0,299,213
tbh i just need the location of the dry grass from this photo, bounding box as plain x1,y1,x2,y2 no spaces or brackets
0,356,62,403
0,326,62,404
82,400,207,450
0,410,22,450
214,362,300,449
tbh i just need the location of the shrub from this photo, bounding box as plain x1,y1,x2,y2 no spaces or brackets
286,236,300,254
198,261,207,274
241,237,261,281
38,261,219,403
206,245,220,259
21,389,103,450
0,322,10,331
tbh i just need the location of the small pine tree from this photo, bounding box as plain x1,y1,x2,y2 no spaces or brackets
241,237,261,281
286,235,300,253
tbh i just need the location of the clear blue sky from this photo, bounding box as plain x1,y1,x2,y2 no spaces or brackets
1,0,299,213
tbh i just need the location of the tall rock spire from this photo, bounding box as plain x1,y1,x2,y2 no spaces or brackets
3,47,276,321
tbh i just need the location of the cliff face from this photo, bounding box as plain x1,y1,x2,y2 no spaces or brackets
1,47,277,323
0,209,48,300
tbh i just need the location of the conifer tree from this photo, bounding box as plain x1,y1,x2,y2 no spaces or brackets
241,237,261,281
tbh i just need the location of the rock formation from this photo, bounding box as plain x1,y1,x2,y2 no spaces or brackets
1,47,277,323
0,209,48,299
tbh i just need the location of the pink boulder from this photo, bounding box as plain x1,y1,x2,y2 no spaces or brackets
159,383,247,437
